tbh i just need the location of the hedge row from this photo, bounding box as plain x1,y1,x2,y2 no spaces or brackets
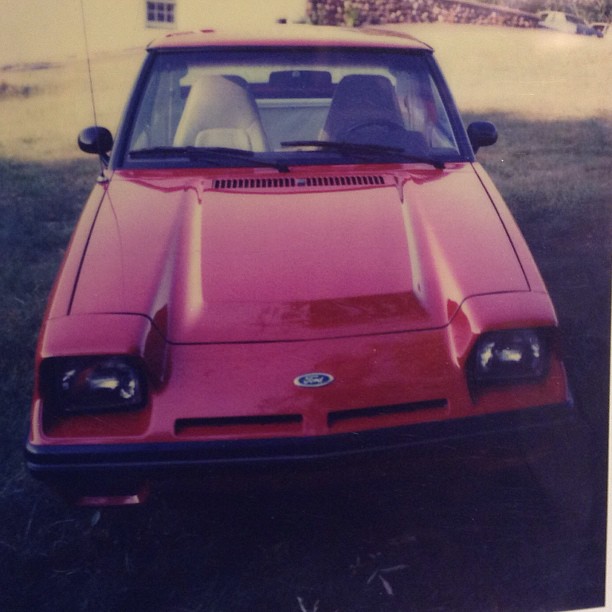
307,0,540,28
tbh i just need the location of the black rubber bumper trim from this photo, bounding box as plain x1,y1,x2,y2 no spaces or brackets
26,403,575,477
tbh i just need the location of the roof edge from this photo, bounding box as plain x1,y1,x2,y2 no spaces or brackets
147,24,432,52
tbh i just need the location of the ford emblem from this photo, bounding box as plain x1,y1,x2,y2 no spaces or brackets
293,373,334,388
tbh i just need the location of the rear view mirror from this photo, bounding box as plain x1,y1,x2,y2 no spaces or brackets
467,121,498,153
78,126,113,164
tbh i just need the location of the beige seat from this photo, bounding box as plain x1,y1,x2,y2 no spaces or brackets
173,75,269,151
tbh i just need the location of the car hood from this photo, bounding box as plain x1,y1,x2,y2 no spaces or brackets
70,165,529,343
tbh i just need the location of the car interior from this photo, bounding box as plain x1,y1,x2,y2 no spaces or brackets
128,56,460,159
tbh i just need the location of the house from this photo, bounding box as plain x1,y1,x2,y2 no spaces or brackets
82,0,307,55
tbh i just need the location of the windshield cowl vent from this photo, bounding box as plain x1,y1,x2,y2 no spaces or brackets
212,175,387,191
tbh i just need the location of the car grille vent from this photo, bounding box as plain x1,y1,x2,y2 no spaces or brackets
174,399,447,439
175,414,303,438
213,174,387,191
327,399,447,430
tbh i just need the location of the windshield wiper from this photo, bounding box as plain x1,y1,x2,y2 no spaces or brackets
128,146,290,173
281,140,445,170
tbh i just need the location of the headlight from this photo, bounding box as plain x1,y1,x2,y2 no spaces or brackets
470,329,550,387
41,356,147,414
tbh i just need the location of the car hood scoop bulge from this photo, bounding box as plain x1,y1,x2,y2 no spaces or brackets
178,180,428,341
70,169,528,343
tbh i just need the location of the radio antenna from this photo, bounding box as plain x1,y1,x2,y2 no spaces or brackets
79,0,106,178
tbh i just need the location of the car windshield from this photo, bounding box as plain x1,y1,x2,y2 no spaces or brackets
121,47,465,168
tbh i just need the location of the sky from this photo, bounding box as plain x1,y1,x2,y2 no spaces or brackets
0,0,307,64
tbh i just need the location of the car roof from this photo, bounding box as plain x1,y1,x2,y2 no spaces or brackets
147,24,432,52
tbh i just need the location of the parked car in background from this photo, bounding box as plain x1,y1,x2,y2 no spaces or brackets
590,22,608,37
538,11,600,36
26,25,579,507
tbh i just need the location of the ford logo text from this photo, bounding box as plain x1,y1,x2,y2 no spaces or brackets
293,373,334,388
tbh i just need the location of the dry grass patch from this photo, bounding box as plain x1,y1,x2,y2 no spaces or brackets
0,51,142,160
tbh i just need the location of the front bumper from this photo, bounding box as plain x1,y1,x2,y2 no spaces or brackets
26,402,576,505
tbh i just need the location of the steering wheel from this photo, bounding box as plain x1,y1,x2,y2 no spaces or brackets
341,119,405,140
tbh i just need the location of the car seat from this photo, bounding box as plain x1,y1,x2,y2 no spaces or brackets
321,75,404,141
173,75,270,151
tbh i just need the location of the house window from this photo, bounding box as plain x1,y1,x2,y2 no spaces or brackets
146,1,176,28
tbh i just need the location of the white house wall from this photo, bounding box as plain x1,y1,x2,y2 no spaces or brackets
82,0,307,56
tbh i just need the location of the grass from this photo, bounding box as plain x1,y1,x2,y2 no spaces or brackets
0,81,41,98
0,158,98,512
0,51,142,160
0,115,608,612
475,114,611,432
0,23,609,612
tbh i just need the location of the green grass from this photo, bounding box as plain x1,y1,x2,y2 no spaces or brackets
0,158,98,496
0,115,609,611
475,114,611,432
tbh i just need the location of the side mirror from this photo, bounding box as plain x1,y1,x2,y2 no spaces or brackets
78,126,113,164
467,121,498,153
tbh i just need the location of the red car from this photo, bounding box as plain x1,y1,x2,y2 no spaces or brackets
27,25,575,506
